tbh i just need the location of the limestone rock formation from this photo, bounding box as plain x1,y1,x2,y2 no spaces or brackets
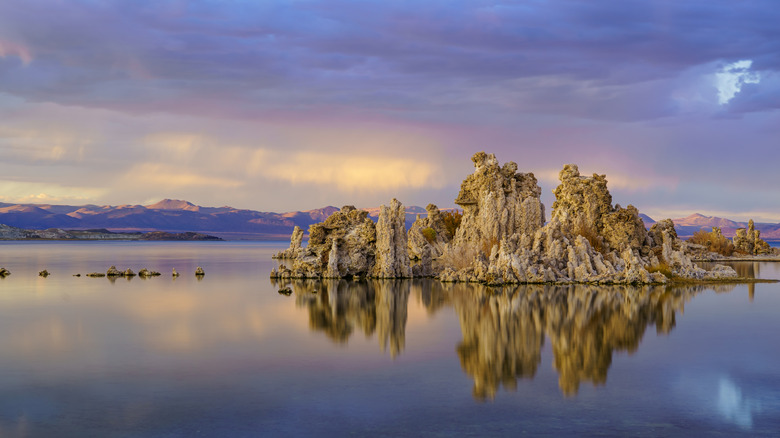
647,219,677,248
271,205,377,279
195,266,205,276
733,219,775,255
270,151,742,284
407,204,450,260
551,165,613,233
436,155,736,284
172,268,180,277
372,199,412,279
453,152,545,249
552,165,650,254
274,226,304,259
138,268,161,278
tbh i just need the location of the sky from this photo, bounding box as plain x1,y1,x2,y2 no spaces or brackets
1,0,779,221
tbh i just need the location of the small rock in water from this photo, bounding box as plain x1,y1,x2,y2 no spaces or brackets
172,268,180,277
278,287,292,295
0,267,10,277
87,272,106,277
39,270,50,277
106,266,122,277
138,268,161,278
73,274,81,277
124,268,136,277
195,267,205,276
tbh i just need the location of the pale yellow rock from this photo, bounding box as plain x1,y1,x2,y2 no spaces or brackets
372,199,412,278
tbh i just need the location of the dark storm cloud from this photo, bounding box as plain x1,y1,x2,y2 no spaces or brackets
1,0,778,121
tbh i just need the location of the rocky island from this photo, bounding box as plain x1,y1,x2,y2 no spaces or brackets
271,152,777,285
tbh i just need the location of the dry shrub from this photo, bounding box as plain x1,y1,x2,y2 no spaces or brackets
481,236,500,257
421,227,437,244
438,243,479,271
442,210,463,239
647,263,673,279
575,222,605,254
688,228,734,257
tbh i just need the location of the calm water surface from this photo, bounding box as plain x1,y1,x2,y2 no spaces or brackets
1,241,780,437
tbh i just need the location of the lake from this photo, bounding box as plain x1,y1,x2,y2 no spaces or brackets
1,241,780,437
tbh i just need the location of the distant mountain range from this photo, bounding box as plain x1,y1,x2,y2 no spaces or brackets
640,213,780,240
0,199,427,240
1,199,778,240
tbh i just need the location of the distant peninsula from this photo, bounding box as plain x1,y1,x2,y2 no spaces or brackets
0,224,221,241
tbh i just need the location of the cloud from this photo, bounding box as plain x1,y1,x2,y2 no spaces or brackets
715,60,760,105
0,180,107,204
0,1,778,216
1,1,778,122
262,151,445,192
118,163,244,190
0,39,32,65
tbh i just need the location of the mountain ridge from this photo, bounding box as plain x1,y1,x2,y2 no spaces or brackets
1,199,778,240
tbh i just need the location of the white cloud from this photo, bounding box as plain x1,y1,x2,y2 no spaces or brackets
715,60,760,105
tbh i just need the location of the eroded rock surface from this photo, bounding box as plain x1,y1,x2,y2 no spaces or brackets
453,152,545,249
274,226,304,259
372,199,412,278
272,205,377,279
407,204,450,260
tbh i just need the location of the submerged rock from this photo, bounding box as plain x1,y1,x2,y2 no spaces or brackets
38,270,50,277
0,267,10,278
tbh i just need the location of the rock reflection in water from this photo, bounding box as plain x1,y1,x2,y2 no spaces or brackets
700,261,760,301
278,279,410,357
273,278,737,399
453,283,735,399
